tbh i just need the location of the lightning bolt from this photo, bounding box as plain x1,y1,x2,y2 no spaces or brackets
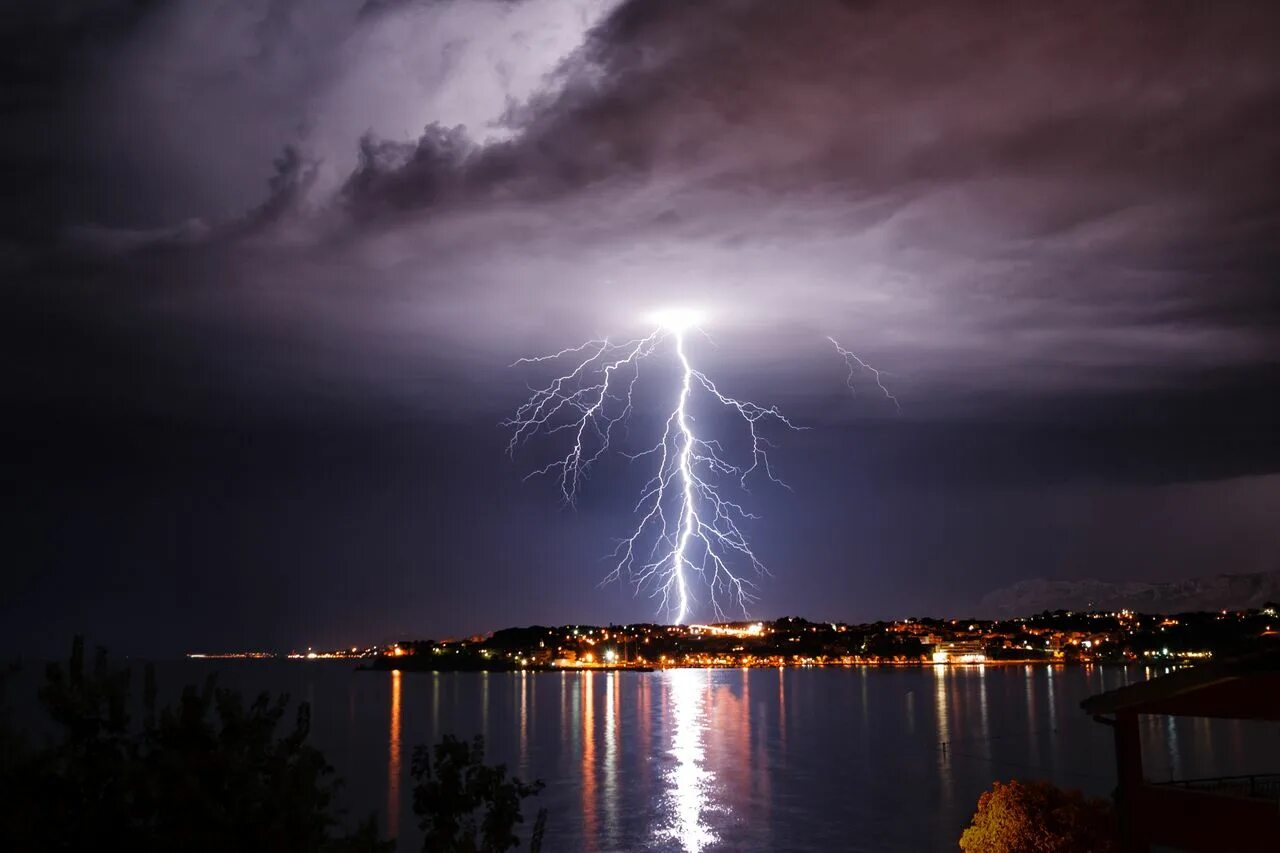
828,336,901,411
505,320,799,624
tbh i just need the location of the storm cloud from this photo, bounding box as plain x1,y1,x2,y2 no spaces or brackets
7,0,1278,414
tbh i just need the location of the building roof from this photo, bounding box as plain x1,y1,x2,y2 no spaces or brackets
1081,652,1280,720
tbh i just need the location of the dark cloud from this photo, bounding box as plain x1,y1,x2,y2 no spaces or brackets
0,1,164,242
5,0,1278,450
9,0,1279,408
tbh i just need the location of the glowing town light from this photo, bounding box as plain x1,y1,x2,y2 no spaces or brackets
506,313,799,624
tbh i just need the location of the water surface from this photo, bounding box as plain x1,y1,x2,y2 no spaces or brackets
18,662,1280,851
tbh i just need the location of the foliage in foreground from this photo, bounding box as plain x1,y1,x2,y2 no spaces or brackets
0,637,546,853
959,778,1120,853
412,735,546,853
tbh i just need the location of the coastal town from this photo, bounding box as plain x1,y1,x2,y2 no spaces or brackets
191,605,1280,670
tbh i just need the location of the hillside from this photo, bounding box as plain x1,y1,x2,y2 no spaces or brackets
979,570,1280,617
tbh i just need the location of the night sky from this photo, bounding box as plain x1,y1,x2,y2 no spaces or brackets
3,1,1278,657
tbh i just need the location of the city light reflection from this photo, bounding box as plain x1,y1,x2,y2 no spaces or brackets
657,669,720,852
977,665,989,743
388,669,402,838
582,671,597,844
934,664,953,814
604,672,619,845
777,668,787,753
519,670,530,778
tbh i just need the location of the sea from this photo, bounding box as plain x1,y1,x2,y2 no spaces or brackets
10,661,1280,852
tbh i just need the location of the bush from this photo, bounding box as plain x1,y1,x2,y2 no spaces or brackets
959,779,1120,853
1,637,547,853
412,735,546,853
0,637,391,853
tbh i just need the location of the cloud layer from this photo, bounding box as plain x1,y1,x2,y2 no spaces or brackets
6,0,1279,423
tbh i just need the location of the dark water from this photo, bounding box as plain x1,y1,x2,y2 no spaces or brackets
14,662,1280,851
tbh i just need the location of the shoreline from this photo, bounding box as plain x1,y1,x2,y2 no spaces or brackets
353,658,1134,674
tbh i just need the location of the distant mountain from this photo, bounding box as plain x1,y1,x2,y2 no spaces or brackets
979,570,1280,617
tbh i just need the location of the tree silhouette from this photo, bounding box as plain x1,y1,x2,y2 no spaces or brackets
0,636,392,853
1,638,549,853
411,735,546,853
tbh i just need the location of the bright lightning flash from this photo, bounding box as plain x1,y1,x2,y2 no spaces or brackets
505,313,799,624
